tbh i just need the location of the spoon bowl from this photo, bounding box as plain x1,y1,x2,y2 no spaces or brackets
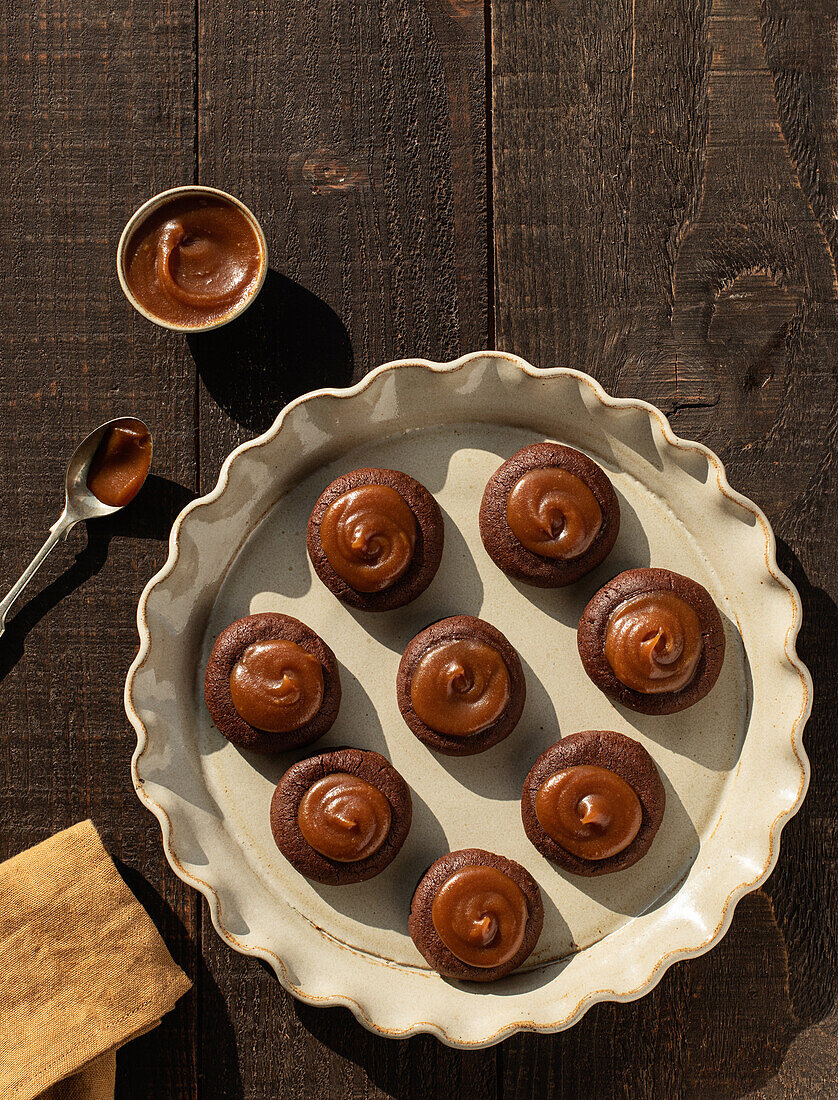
0,416,153,638
64,416,153,521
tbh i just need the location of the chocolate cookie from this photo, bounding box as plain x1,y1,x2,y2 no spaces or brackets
204,612,341,754
409,848,544,982
577,567,726,714
521,730,666,876
396,616,526,756
479,442,620,587
306,467,444,611
270,748,412,885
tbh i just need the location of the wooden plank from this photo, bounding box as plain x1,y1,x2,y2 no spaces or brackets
193,0,489,474
493,0,837,1095
0,0,832,1092
719,5,838,1091
492,0,636,376
0,0,199,1095
194,1,490,1094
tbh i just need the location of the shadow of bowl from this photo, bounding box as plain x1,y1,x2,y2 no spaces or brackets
188,269,354,433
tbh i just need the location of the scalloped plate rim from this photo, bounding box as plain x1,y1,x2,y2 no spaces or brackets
126,349,812,1047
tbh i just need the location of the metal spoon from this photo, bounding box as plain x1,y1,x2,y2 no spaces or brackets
0,417,153,639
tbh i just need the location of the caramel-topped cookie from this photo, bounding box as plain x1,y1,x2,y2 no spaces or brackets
271,748,412,885
204,612,341,753
396,616,526,756
409,848,544,981
479,442,620,587
577,567,725,714
307,467,444,611
521,730,665,876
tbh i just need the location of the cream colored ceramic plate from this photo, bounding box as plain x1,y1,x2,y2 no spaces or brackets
126,352,811,1047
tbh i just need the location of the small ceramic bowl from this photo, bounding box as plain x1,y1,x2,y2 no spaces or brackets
116,184,268,334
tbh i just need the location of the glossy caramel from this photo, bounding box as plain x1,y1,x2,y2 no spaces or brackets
297,772,391,862
410,638,511,736
86,419,152,507
124,195,263,328
604,590,703,694
431,864,528,968
229,639,324,732
506,467,602,560
319,484,417,593
535,765,642,860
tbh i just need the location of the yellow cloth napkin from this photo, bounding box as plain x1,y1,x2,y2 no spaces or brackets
0,820,192,1100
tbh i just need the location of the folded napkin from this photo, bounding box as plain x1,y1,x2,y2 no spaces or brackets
0,820,192,1100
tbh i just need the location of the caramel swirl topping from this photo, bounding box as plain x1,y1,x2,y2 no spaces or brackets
535,765,643,860
410,638,511,737
604,590,703,694
297,772,391,862
320,484,417,593
506,467,602,560
229,639,324,732
432,865,528,968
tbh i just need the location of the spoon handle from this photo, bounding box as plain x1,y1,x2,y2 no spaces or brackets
0,511,77,638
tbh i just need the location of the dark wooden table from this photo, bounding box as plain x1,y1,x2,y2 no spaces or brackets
2,0,836,1096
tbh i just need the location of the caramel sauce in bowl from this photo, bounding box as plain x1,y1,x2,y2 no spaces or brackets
116,186,267,333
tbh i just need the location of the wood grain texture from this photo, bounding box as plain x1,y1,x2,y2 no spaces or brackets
192,0,488,473
0,0,200,1096
1,0,835,1095
494,0,837,1095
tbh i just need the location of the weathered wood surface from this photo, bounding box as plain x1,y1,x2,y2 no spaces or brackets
0,0,835,1096
0,0,201,1094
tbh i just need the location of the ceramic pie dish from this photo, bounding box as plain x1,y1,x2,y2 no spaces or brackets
126,351,811,1047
